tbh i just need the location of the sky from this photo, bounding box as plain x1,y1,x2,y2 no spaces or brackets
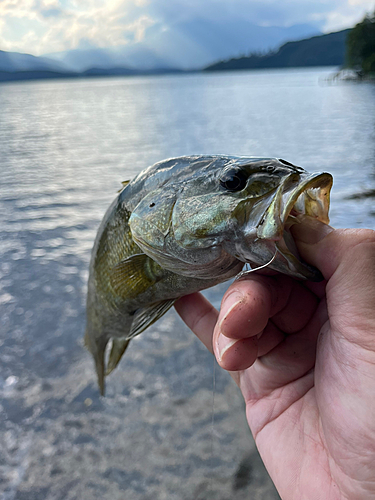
0,0,374,56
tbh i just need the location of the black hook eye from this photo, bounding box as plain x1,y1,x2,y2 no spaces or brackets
220,169,248,192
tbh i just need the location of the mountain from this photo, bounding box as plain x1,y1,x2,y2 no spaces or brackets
0,70,78,82
45,20,321,71
0,28,349,83
48,45,174,72
0,53,181,82
205,29,350,71
0,50,69,73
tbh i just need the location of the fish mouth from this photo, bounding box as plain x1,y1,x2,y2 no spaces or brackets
256,172,333,281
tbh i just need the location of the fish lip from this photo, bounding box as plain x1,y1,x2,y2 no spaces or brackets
280,172,333,226
256,172,332,240
256,171,333,280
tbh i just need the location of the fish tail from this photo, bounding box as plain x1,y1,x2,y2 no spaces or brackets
106,338,131,376
95,342,107,397
84,328,109,396
83,329,90,349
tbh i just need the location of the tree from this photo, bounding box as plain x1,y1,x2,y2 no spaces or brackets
346,10,375,73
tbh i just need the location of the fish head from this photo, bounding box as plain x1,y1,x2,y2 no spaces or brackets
226,161,333,280
128,156,333,281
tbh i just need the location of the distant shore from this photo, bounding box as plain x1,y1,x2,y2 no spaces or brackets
327,68,375,82
2,65,373,85
0,67,185,83
0,28,353,84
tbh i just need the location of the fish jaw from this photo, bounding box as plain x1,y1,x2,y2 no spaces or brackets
231,171,333,281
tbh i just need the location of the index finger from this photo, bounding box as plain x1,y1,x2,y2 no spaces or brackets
175,292,218,353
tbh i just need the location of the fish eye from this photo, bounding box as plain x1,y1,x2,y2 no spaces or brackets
219,169,248,192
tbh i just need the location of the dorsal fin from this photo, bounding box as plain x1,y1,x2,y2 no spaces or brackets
117,180,130,192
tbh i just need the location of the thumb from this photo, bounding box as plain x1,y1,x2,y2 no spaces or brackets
292,219,375,339
292,218,375,282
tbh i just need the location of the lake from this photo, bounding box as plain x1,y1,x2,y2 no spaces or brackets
0,67,374,500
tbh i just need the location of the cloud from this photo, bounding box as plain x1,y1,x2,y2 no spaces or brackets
148,0,374,30
34,0,63,17
147,0,327,27
39,8,64,18
318,0,374,31
0,0,154,54
0,0,373,55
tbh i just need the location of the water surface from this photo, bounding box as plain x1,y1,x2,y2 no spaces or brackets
0,68,374,500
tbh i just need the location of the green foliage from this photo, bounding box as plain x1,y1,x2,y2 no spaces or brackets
205,30,349,72
346,10,375,73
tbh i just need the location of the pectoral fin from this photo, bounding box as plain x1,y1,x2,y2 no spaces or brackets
128,299,176,339
110,254,164,300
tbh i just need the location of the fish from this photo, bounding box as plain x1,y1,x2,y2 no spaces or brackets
85,155,333,394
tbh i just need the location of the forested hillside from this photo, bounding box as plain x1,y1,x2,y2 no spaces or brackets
205,29,350,71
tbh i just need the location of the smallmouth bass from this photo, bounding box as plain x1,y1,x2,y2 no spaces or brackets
85,155,332,394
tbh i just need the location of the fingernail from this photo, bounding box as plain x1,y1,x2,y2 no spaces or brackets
217,333,239,362
291,217,334,245
218,291,243,330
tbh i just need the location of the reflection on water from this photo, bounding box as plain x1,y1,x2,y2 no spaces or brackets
0,68,374,499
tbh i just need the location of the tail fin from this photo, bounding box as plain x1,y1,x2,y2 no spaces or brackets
84,329,109,396
106,338,131,376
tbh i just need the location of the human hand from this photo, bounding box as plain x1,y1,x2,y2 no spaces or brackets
175,220,375,500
